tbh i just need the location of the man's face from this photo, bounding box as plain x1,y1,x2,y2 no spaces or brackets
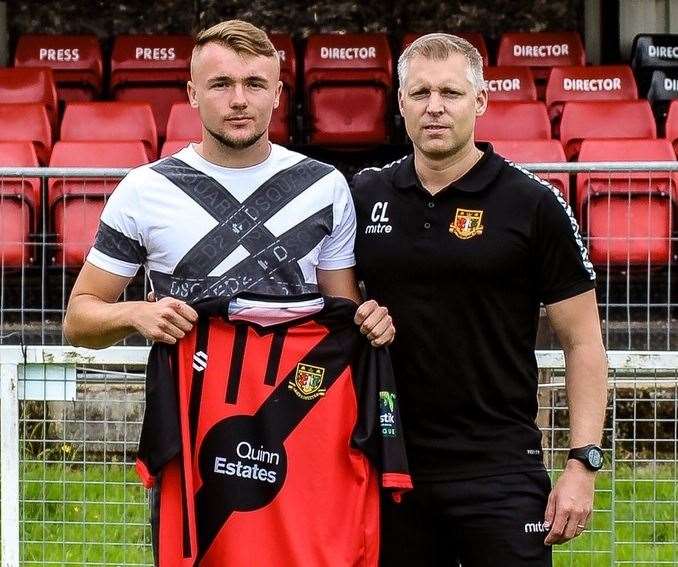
188,43,282,149
398,53,487,158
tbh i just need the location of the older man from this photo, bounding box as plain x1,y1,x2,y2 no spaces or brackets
352,33,607,566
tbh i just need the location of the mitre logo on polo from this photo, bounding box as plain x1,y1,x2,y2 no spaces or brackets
320,46,377,60
486,78,521,92
135,47,176,61
513,44,569,57
524,521,548,534
365,201,392,235
563,77,622,92
288,363,326,400
450,208,484,239
39,48,80,62
648,45,678,59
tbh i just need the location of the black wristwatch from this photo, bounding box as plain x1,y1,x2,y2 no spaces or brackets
568,444,604,471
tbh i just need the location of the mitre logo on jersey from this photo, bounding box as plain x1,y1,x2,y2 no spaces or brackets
289,363,326,400
450,208,484,239
379,391,398,437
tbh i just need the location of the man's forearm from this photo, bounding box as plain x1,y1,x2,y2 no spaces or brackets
564,342,608,447
64,295,142,349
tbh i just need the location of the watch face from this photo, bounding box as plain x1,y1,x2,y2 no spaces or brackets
587,448,603,469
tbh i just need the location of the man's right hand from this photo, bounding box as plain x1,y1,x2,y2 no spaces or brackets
131,296,198,344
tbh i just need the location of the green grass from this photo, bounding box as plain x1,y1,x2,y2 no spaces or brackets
15,462,677,566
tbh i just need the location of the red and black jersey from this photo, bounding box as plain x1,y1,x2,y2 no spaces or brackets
136,293,412,566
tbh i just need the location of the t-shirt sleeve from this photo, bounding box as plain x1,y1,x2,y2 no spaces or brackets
317,172,356,270
534,188,596,305
136,343,181,489
86,172,147,277
351,346,412,501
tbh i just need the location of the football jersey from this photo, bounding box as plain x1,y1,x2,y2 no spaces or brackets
136,293,412,566
87,143,356,301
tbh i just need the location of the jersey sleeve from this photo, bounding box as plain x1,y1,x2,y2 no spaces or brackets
86,172,147,277
534,188,596,305
317,172,357,271
351,345,412,501
136,343,182,489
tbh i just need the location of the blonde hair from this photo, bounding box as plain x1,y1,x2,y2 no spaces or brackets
398,33,484,91
194,20,277,60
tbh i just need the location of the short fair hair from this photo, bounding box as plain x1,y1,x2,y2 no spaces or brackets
193,19,278,60
397,33,485,91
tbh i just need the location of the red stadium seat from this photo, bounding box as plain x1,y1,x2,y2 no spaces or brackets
475,101,551,141
269,34,296,144
559,100,656,161
165,102,201,142
497,32,585,96
577,139,676,266
0,142,40,267
402,32,489,66
110,35,193,137
0,103,52,165
663,99,678,155
14,34,103,102
0,68,58,128
304,33,393,146
48,141,149,267
545,65,638,129
484,67,537,101
60,102,158,160
160,140,191,157
490,139,569,200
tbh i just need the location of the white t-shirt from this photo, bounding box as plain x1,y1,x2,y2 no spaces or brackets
87,143,356,301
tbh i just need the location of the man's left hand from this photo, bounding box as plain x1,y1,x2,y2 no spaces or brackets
544,460,596,545
354,300,395,347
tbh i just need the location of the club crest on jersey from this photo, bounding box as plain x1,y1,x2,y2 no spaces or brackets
450,208,484,239
289,363,326,400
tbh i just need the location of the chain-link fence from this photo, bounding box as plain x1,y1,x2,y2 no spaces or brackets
1,163,677,566
1,348,676,566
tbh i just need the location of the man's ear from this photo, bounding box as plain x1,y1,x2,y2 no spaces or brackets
475,88,488,117
187,81,199,108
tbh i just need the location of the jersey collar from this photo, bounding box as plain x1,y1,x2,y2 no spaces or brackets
393,142,504,194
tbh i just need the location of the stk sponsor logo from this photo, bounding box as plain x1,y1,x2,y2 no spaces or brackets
365,202,392,235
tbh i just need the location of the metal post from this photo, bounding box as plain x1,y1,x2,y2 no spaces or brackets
0,362,20,567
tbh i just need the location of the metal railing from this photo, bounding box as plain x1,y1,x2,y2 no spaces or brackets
3,162,678,350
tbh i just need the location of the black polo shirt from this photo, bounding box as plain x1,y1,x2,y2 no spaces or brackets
351,143,596,482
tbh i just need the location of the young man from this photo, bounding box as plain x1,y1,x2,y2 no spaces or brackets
64,20,394,348
63,19,395,562
352,34,608,566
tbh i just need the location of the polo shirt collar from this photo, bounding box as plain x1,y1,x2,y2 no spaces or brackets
393,142,504,194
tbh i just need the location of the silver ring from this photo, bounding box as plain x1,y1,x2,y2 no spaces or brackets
576,524,586,529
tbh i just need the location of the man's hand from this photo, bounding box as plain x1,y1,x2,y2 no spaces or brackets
544,460,596,545
133,296,198,344
354,300,395,347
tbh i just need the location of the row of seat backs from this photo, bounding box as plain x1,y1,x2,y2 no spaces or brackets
0,101,157,164
14,31,584,88
6,97,678,166
2,137,675,268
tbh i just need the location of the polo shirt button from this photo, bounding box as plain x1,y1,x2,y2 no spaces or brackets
424,222,431,229
428,202,435,208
